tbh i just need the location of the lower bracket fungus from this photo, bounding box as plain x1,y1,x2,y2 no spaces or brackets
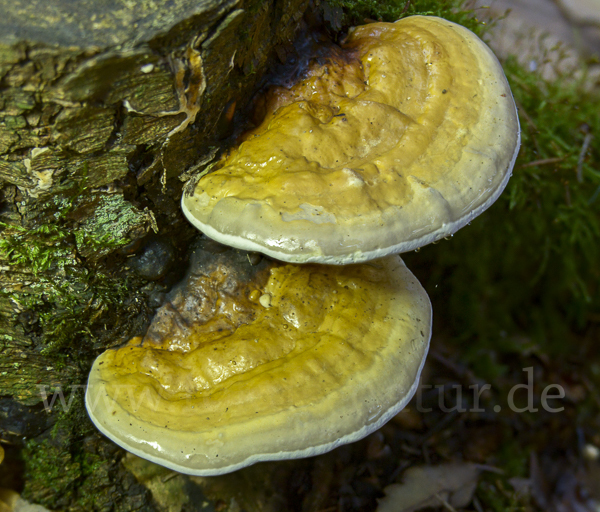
182,16,520,264
85,242,431,475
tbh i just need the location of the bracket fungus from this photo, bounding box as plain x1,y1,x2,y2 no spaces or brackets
86,244,431,475
182,16,520,264
85,14,519,477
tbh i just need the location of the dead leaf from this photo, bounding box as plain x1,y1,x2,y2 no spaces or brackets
377,463,481,512
0,490,51,512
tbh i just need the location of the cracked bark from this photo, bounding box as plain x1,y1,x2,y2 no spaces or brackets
0,0,310,509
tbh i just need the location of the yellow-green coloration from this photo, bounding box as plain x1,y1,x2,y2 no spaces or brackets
0,195,149,273
0,190,152,358
326,0,487,34
86,255,431,475
0,221,74,276
74,194,156,260
183,16,519,264
22,410,149,511
414,52,600,361
24,437,103,509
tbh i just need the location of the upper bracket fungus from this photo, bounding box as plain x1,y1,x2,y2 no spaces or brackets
85,244,431,475
182,16,520,264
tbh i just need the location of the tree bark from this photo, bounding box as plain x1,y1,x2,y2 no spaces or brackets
0,0,311,509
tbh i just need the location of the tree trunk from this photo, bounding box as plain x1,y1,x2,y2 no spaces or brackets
0,0,311,509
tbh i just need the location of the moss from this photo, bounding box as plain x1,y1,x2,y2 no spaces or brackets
0,185,151,358
326,0,600,509
22,396,153,511
496,433,529,479
22,398,96,500
406,50,600,373
0,221,74,275
477,479,528,512
325,0,486,35
13,267,135,356
74,194,154,260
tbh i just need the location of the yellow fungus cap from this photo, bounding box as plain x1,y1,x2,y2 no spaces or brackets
182,16,520,264
85,247,431,475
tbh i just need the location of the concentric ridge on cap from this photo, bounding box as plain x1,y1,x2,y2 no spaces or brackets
182,15,520,264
